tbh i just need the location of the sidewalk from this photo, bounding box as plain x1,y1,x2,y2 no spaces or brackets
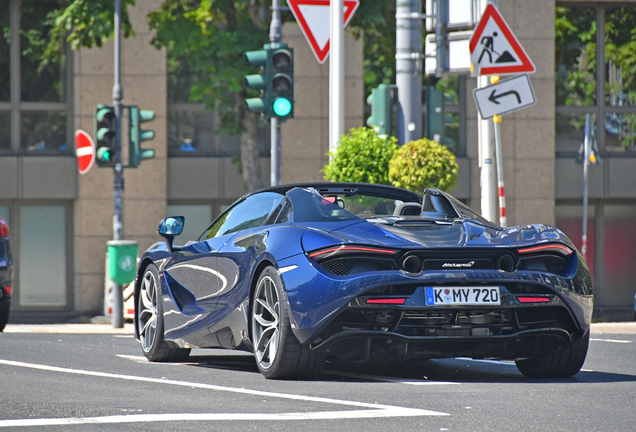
3,323,135,334
3,322,636,335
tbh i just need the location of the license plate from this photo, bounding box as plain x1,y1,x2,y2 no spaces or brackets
425,286,501,306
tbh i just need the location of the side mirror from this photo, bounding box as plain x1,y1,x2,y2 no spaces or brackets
158,216,185,252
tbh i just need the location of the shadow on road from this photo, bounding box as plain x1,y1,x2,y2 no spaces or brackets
182,354,636,385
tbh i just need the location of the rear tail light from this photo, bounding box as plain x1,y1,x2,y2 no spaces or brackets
517,296,551,303
517,244,573,256
308,246,397,259
5,286,11,295
366,298,406,305
0,222,8,238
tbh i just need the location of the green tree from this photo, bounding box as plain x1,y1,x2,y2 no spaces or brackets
148,0,272,191
323,127,397,185
388,138,458,193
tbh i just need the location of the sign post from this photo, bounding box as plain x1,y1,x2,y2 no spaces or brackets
472,74,536,119
468,3,535,76
288,0,359,64
74,130,95,175
470,2,535,227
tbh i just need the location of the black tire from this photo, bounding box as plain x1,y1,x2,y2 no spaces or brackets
137,264,190,362
251,266,324,379
0,301,10,332
515,331,589,378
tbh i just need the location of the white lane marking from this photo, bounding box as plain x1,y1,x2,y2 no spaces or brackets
0,408,435,427
0,359,447,427
323,370,459,386
455,358,516,366
117,354,153,363
458,358,596,373
590,338,632,344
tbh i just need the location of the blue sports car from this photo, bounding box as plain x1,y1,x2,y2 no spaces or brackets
133,183,594,379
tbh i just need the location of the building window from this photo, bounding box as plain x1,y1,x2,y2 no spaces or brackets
0,0,71,155
167,200,236,243
166,47,269,157
17,205,67,307
168,103,270,157
556,4,636,156
166,204,212,243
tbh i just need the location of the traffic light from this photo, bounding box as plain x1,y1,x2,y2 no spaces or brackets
426,86,455,147
268,46,294,120
94,104,117,167
366,84,393,137
128,106,156,168
243,47,269,115
243,44,294,120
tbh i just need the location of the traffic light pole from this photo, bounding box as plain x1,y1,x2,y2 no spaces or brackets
111,0,124,328
395,0,423,145
270,0,282,186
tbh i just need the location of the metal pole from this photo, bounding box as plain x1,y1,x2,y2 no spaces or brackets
582,114,591,260
270,0,282,185
396,0,423,145
478,0,497,223
493,114,506,227
330,0,344,154
111,0,124,328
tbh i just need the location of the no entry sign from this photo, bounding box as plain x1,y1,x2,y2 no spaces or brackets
75,130,95,175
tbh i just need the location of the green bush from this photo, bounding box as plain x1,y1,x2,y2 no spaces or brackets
323,127,398,185
388,138,458,193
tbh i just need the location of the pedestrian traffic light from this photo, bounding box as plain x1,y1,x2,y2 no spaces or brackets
243,47,269,115
366,84,393,137
128,106,156,168
94,104,117,167
426,86,455,147
268,46,294,120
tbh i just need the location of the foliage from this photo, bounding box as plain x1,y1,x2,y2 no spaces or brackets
388,138,458,193
148,0,272,136
555,6,596,106
323,127,398,185
41,0,135,71
348,1,396,97
556,6,636,149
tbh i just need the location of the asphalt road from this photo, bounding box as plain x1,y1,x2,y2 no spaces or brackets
0,323,635,431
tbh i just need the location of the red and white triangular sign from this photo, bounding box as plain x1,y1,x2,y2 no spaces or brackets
469,3,535,76
288,0,360,64
75,130,95,175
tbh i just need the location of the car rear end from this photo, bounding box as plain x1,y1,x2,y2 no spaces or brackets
285,240,592,366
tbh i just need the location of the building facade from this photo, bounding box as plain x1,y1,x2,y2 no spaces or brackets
0,0,634,322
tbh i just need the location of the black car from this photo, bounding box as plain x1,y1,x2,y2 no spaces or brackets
0,216,12,332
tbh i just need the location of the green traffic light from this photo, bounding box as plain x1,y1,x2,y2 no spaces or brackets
96,146,113,162
272,98,292,117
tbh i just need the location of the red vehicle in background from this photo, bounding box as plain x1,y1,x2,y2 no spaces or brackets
0,217,12,332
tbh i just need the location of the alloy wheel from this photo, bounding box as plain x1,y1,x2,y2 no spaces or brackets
252,275,281,370
138,269,159,352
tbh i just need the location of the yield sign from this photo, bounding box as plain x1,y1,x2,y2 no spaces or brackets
75,129,95,175
469,3,535,76
288,0,360,64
